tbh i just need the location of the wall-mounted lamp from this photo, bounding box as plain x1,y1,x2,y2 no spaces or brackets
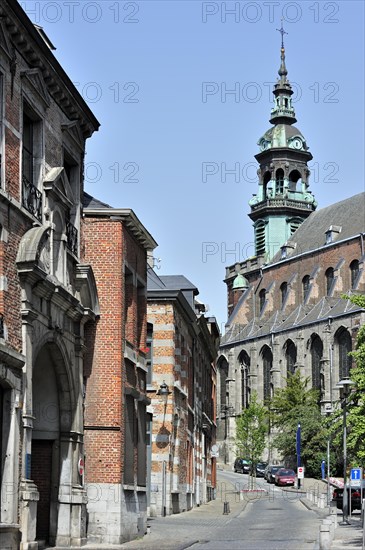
157,381,171,404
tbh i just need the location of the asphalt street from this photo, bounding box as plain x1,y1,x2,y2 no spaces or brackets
119,469,324,550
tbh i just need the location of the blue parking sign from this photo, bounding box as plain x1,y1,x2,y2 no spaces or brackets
350,468,362,482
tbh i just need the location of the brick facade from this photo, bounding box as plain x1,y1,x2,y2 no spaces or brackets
147,275,219,516
0,1,99,548
82,202,157,544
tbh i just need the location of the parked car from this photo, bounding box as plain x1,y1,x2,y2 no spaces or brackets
332,480,365,511
250,462,268,477
266,465,285,483
264,464,272,481
274,468,296,486
234,458,251,474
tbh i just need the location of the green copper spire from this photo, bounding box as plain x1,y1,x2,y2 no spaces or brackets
270,21,296,125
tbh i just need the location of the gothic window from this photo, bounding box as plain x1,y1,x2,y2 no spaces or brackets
239,350,250,409
259,288,266,314
302,275,310,301
275,168,284,195
285,340,297,376
280,282,288,307
261,346,272,402
218,357,228,413
255,221,266,256
336,329,352,379
311,335,323,398
350,260,359,289
325,267,334,295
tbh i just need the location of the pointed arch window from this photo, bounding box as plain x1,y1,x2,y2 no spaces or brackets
261,346,272,402
280,282,288,307
350,260,359,289
285,340,297,376
336,329,352,379
239,350,250,409
325,267,334,295
302,275,310,301
311,335,323,399
218,357,229,413
275,168,284,195
259,288,266,314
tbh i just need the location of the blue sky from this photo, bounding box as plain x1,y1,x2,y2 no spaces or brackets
21,0,365,331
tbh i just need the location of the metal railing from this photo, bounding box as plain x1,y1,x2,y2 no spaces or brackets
22,175,42,221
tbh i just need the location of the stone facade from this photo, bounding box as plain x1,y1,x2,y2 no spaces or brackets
147,273,219,516
219,197,365,465
82,197,157,544
0,1,99,547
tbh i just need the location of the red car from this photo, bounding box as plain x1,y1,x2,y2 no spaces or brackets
274,468,296,486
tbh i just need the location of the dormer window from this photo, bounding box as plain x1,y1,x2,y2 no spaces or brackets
280,240,296,260
325,225,341,244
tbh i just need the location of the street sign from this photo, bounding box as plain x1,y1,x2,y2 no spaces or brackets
350,467,362,484
297,466,304,479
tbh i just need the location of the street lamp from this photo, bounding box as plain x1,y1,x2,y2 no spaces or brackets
336,377,355,525
224,378,235,464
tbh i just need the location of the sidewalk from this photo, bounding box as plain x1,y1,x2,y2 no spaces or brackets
330,513,364,549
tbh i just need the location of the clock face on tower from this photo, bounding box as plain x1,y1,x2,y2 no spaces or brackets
259,138,270,151
291,137,303,150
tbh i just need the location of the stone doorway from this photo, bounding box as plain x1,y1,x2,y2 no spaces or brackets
31,440,53,542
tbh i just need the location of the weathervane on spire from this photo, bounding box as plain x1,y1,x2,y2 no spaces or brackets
276,19,288,49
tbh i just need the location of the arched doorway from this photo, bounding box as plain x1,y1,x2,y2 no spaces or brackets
32,342,72,545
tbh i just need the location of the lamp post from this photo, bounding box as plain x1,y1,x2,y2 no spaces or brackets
336,377,354,525
156,381,171,516
224,378,235,464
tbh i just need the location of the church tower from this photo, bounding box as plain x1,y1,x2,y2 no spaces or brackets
249,24,317,262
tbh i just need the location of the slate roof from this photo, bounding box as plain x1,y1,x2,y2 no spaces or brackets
83,192,111,209
271,192,365,263
147,270,199,310
221,296,363,347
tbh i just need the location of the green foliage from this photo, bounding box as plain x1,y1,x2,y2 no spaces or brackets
270,371,328,477
342,293,365,463
235,392,268,469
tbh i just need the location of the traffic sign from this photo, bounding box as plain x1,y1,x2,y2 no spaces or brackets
297,466,304,479
78,457,84,476
350,467,362,484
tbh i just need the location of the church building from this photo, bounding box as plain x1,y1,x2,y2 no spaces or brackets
217,29,365,465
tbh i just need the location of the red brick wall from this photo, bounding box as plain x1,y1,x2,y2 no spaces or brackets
83,217,148,485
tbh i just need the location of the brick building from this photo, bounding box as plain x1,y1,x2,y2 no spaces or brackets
82,193,158,544
147,271,219,516
217,34,365,465
0,1,100,547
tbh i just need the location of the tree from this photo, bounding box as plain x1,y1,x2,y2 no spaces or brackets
270,370,328,477
342,294,365,464
235,392,268,486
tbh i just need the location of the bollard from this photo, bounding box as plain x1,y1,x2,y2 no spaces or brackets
319,521,332,550
223,501,230,515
